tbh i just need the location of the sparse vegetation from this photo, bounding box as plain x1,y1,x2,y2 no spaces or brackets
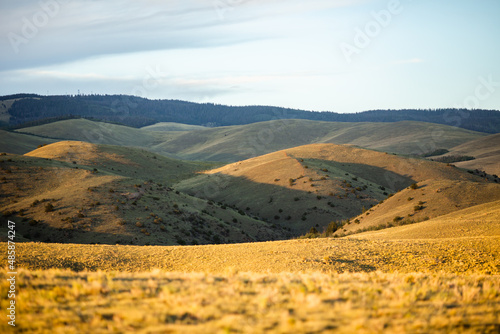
44,203,54,213
431,155,475,163
421,148,449,157
414,205,424,211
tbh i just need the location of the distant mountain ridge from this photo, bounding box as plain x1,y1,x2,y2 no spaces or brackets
2,94,500,133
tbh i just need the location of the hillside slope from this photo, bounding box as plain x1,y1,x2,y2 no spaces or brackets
349,199,500,240
15,118,170,147
429,133,500,176
141,122,207,132
176,143,500,235
0,130,57,154
24,140,218,184
154,119,485,161
0,142,287,245
16,118,485,162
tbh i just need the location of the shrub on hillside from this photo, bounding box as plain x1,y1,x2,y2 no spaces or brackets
44,203,54,213
414,205,424,212
324,221,338,237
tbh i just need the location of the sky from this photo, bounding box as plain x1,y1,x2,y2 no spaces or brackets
1,0,499,113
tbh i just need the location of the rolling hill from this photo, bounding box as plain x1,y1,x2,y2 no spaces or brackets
175,143,500,236
427,133,500,176
0,142,289,246
2,93,500,334
349,199,500,240
4,140,498,245
15,118,486,162
141,122,207,132
15,118,167,147
153,119,485,161
0,130,57,154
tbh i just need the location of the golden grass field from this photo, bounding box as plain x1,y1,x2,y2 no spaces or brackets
2,269,499,333
1,209,500,333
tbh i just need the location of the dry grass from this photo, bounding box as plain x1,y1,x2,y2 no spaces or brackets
2,194,500,333
1,268,499,333
4,231,500,274
3,212,499,333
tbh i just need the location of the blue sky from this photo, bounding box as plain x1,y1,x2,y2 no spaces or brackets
1,0,499,113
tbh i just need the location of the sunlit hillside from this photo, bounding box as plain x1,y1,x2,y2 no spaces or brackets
177,143,500,235
0,142,287,246
428,133,500,176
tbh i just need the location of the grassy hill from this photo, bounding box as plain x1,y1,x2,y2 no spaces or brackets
428,133,500,176
141,122,207,132
0,142,288,246
24,140,217,184
3,140,498,243
15,118,168,147
176,143,500,236
16,118,486,162
0,130,57,154
349,199,500,240
153,119,486,161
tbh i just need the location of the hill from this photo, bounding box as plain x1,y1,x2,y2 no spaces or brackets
176,143,500,236
4,141,497,245
0,130,57,154
154,119,485,161
427,133,500,176
24,140,216,184
349,199,500,240
0,142,288,246
15,118,486,162
141,122,207,132
4,93,500,132
15,118,166,147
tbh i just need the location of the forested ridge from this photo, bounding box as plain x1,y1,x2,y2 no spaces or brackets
2,94,499,133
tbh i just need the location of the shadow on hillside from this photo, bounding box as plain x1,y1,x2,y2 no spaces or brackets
178,164,417,234
298,158,416,191
327,258,376,272
1,215,153,246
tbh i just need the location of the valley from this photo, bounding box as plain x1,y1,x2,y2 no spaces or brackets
1,112,499,333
